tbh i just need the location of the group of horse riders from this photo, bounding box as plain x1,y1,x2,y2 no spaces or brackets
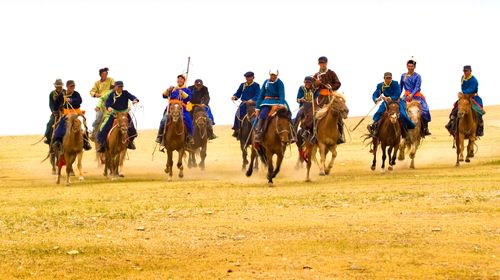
44,56,485,154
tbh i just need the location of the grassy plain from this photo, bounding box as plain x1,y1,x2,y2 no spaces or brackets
0,106,499,279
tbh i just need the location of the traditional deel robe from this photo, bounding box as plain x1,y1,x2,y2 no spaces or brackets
461,75,484,115
294,85,319,125
97,90,138,146
232,81,260,129
44,89,66,141
53,91,84,141
400,72,431,122
255,78,289,120
372,80,415,129
90,77,115,98
163,86,193,136
188,85,215,124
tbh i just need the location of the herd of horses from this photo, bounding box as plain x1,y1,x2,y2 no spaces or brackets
44,94,480,186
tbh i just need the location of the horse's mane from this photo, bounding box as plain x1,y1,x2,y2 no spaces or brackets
314,92,346,120
65,114,80,138
407,100,422,110
276,107,289,119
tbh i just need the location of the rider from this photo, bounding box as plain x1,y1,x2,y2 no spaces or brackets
313,56,345,144
294,76,319,140
231,71,260,140
254,70,290,144
400,57,431,137
44,79,66,145
368,72,416,138
90,67,115,134
52,80,92,151
445,65,485,137
96,81,139,153
155,74,194,146
188,79,216,140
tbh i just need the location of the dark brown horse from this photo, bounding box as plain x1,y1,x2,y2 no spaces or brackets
398,101,422,169
246,107,292,186
55,114,84,186
163,101,186,179
370,101,401,172
238,100,259,171
306,92,348,181
104,112,129,179
455,94,478,166
188,105,208,170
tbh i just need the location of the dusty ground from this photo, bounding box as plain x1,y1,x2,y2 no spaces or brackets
0,106,499,279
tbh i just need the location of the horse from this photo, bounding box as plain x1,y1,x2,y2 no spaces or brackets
370,101,401,172
238,100,259,171
104,112,129,179
246,107,292,186
163,101,186,179
188,105,208,170
55,114,84,186
455,94,478,166
398,100,422,169
306,92,349,181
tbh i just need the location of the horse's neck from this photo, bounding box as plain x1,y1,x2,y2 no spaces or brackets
320,107,338,129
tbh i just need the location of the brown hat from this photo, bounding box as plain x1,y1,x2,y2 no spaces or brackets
54,79,63,86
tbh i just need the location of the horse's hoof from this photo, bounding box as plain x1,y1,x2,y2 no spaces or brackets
305,178,311,182
245,170,252,177
319,171,326,176
459,158,464,162
268,182,274,187
370,166,376,171
455,162,460,167
164,169,168,174
388,166,393,171
381,168,386,174
118,174,125,178
111,177,117,181
178,173,184,178
78,176,84,181
398,156,404,161
465,158,470,163
51,170,56,175
167,176,172,181
410,165,415,169
65,183,70,187
69,171,75,176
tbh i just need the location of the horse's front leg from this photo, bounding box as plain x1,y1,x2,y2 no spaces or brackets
318,143,327,176
266,150,274,186
466,138,475,162
389,144,398,171
77,152,84,181
457,134,465,166
273,151,283,179
325,145,337,175
177,149,184,178
65,155,74,186
241,142,249,171
245,147,256,177
165,150,174,179
381,144,387,173
199,144,206,171
398,138,406,161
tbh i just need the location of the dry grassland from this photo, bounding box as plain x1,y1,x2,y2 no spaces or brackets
0,106,499,279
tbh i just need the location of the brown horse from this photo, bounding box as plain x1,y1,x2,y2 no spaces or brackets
163,101,186,179
238,100,259,171
188,105,208,170
104,112,129,179
370,101,401,172
55,114,84,186
306,92,348,181
398,101,422,169
455,94,478,166
246,107,292,186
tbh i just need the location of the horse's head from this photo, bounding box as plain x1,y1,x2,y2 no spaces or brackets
407,101,422,124
170,103,182,122
193,107,208,127
116,112,129,135
275,108,292,144
246,100,256,119
329,93,349,119
69,115,82,133
387,101,400,124
458,95,472,119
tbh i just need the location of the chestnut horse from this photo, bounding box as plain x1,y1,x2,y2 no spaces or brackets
306,92,349,181
238,100,259,171
455,95,478,166
55,114,84,186
188,105,208,170
398,101,422,169
163,101,186,179
370,101,401,172
246,107,292,186
104,112,129,179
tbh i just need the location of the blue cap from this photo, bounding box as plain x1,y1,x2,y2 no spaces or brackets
318,56,328,63
244,71,254,77
463,65,472,71
304,76,314,83
114,81,124,87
